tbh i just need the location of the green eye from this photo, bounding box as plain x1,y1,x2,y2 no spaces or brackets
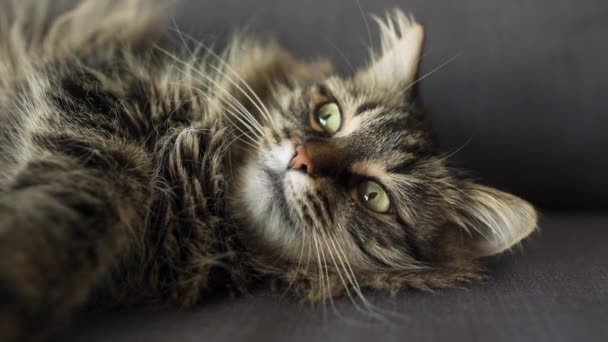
357,181,391,213
316,102,342,134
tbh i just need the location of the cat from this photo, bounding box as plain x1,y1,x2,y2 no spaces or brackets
0,0,538,340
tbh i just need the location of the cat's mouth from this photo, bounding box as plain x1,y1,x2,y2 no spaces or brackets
257,141,315,224
261,141,307,201
234,139,316,253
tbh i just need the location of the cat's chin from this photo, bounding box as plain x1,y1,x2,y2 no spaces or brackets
233,139,310,255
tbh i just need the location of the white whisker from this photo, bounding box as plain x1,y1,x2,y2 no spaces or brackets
398,53,460,96
181,87,261,147
311,229,328,319
331,234,405,323
155,45,266,138
319,230,382,326
168,26,275,127
325,38,355,74
160,77,263,148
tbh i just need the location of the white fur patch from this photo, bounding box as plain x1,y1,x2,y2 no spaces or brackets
239,140,303,253
262,140,295,173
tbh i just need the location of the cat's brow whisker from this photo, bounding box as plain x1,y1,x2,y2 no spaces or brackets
200,79,266,138
186,88,262,147
385,47,436,95
165,94,203,121
356,0,374,54
356,0,378,92
172,18,197,60
162,71,262,137
201,35,276,126
432,134,474,165
155,45,266,138
398,53,461,96
190,70,266,138
208,62,277,126
167,80,263,144
325,38,355,74
205,112,259,149
218,121,258,150
170,27,272,127
168,26,275,128
194,88,264,139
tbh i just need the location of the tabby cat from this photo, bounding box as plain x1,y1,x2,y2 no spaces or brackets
0,0,537,340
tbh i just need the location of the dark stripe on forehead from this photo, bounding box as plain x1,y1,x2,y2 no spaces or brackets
362,114,410,137
355,102,382,116
387,157,418,175
364,113,432,148
317,83,331,97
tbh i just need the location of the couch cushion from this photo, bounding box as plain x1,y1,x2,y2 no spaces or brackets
64,214,608,342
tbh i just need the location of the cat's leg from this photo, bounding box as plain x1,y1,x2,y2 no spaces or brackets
0,139,152,342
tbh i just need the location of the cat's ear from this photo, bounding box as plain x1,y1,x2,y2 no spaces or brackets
452,182,538,257
356,10,424,90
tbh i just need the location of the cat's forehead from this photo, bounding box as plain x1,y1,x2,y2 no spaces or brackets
318,77,419,132
311,77,433,170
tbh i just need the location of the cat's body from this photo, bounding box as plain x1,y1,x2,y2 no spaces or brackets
0,1,538,341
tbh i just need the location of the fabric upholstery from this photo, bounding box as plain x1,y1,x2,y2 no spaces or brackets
64,214,608,342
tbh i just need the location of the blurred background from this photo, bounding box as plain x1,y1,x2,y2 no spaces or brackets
175,0,608,211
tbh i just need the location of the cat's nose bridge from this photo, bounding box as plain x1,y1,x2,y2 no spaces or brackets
291,139,348,177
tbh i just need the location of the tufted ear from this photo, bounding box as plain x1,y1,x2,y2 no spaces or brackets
453,182,538,257
357,10,424,90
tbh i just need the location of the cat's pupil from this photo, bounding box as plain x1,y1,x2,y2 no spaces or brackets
320,113,332,125
365,192,378,202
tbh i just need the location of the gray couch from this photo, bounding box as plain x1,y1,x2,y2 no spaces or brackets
64,0,608,341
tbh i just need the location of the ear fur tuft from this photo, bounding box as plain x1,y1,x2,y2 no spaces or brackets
358,10,424,90
452,182,538,257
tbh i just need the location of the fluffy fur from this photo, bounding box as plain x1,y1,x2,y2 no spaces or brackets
0,1,537,341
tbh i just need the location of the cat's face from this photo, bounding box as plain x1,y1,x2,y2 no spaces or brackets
233,11,537,287
240,77,445,270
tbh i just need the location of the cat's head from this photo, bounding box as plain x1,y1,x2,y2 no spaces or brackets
231,10,537,295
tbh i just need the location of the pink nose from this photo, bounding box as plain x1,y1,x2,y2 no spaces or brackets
289,146,315,175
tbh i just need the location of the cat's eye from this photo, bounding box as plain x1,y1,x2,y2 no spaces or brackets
315,102,342,134
357,181,391,213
